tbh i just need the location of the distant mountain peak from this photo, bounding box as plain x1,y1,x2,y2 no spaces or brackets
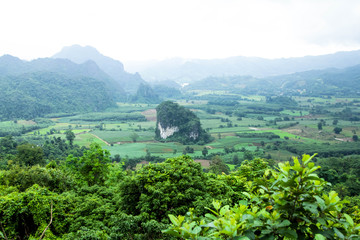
52,45,146,93
0,54,23,63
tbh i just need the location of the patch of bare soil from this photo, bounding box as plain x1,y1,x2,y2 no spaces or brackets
76,131,88,135
141,109,157,121
18,120,36,125
194,159,210,167
335,137,353,142
139,161,150,165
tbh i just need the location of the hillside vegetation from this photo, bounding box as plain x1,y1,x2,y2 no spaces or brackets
0,72,115,120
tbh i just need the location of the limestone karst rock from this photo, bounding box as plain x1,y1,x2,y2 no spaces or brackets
155,101,212,144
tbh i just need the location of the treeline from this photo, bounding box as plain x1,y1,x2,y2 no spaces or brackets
64,112,146,122
280,141,360,157
0,119,54,137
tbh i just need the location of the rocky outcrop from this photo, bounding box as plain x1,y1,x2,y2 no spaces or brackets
157,123,179,139
155,101,212,144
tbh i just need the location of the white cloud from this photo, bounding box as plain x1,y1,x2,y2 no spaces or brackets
0,0,360,62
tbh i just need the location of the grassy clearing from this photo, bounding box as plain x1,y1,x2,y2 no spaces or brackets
74,132,107,147
104,143,148,158
280,110,309,116
91,130,155,143
265,149,298,162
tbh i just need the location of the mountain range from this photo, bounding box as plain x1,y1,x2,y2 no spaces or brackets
185,64,360,97
1,45,360,119
126,50,360,83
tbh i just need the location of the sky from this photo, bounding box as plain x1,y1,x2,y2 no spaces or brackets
1,0,360,63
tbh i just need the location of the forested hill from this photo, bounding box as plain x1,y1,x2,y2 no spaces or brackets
0,55,125,96
53,45,146,93
186,64,360,97
0,55,118,119
0,71,115,119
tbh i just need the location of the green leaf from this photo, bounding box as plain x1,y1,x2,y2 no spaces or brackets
205,213,218,220
238,200,248,206
344,213,354,227
168,214,179,226
244,230,255,240
317,217,326,226
212,200,222,211
201,222,216,228
162,229,182,237
234,236,250,240
241,192,251,199
277,228,298,239
314,196,326,208
276,220,291,228
333,227,345,239
192,226,202,235
314,234,326,240
303,202,319,214
303,153,317,165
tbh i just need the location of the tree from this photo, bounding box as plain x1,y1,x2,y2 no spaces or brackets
244,150,253,160
232,154,240,165
66,143,111,186
208,155,230,175
16,143,45,166
129,132,139,142
119,155,209,222
353,135,359,142
65,129,75,146
202,147,208,157
334,127,343,134
333,119,339,125
317,122,323,130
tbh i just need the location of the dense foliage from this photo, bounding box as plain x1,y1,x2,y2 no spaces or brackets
164,155,360,239
1,150,359,239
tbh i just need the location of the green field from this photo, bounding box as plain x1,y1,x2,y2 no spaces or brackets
3,93,360,164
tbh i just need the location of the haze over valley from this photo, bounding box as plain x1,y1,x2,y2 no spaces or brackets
1,1,360,239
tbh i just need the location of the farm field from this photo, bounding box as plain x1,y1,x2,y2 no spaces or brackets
3,95,360,167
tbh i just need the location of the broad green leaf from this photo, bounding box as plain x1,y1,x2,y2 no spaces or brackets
212,200,222,211
162,229,182,237
333,227,345,239
168,214,179,226
220,205,230,215
205,213,218,220
192,226,202,235
303,202,319,214
315,234,326,240
317,217,326,226
234,236,251,240
303,153,317,165
276,220,291,228
241,192,251,199
344,213,354,227
277,228,298,239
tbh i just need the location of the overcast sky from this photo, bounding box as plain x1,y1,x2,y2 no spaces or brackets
1,0,360,63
